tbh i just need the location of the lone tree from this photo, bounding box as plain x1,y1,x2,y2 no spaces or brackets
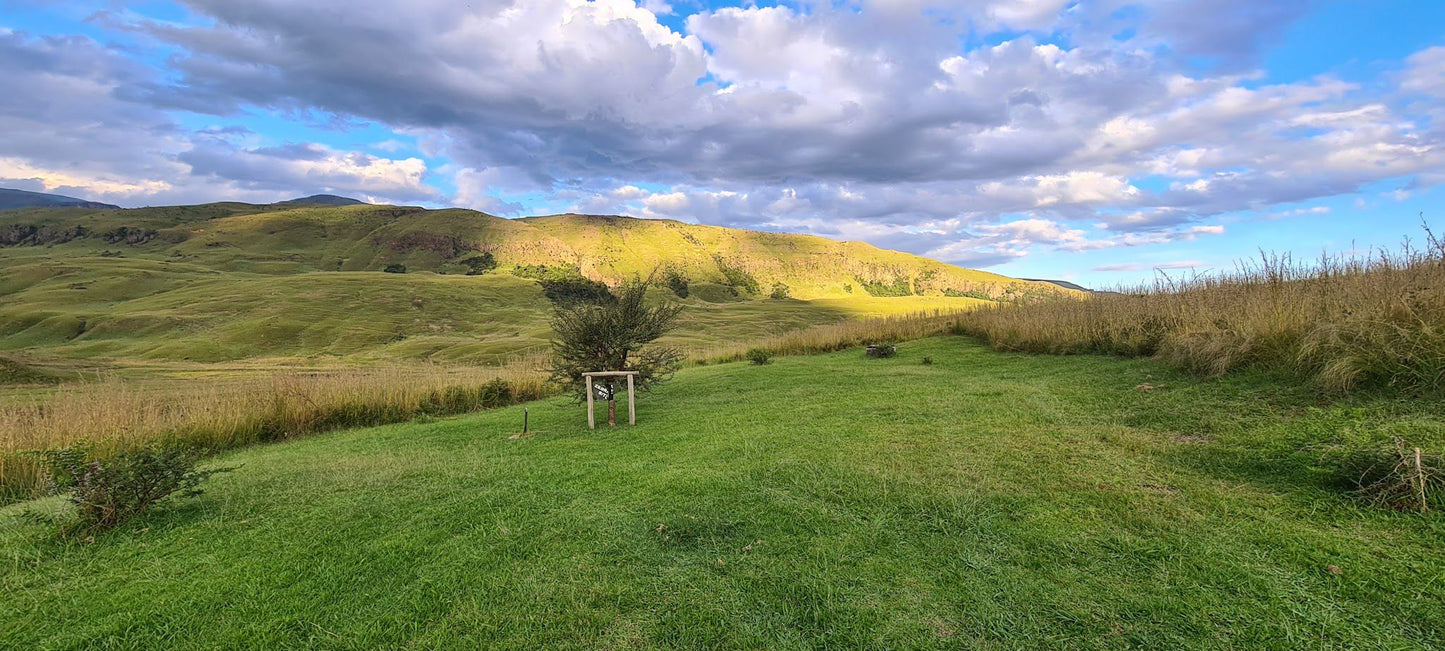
548,277,683,426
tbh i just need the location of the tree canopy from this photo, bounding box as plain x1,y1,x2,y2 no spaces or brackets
548,277,683,405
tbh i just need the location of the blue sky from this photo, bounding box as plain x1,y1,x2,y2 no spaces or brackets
2,0,1442,287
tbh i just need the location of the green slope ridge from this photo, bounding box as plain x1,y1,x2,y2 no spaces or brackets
3,338,1441,647
1,202,1069,365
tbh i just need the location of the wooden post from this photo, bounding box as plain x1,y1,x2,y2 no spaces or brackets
627,373,636,425
585,375,594,429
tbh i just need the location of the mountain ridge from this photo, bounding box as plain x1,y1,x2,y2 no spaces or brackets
0,188,121,211
279,194,367,206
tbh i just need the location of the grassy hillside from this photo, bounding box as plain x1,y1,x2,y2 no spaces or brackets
0,202,1055,367
4,337,1442,647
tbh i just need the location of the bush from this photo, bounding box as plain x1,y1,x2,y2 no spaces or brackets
713,255,760,296
943,288,994,301
865,343,898,358
460,252,497,275
921,356,933,365
479,378,514,408
857,277,913,297
769,282,791,300
25,444,233,537
548,278,683,412
665,269,690,298
746,349,773,365
513,264,614,304
383,263,407,274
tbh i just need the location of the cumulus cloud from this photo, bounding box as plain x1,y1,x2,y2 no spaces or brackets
0,29,443,205
3,1,1443,270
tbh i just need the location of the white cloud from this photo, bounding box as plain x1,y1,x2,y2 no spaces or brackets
4,1,1444,271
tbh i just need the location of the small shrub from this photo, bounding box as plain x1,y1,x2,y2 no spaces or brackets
746,349,773,365
479,378,514,408
865,343,898,358
1333,440,1443,513
769,282,791,300
25,444,233,537
383,263,407,274
921,356,934,365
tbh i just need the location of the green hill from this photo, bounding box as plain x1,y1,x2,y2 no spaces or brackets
0,202,1070,368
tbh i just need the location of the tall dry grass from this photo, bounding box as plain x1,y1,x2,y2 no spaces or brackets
691,310,965,364
1,362,551,503
954,230,1445,394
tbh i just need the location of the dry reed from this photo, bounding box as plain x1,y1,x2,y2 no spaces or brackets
1,362,551,503
953,228,1445,394
690,310,965,364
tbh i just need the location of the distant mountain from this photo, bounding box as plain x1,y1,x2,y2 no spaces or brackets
279,194,367,206
0,188,120,211
1021,278,1092,292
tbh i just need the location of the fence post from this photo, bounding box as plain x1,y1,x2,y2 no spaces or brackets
627,373,636,425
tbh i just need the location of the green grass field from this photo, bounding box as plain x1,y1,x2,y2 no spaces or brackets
5,337,1442,648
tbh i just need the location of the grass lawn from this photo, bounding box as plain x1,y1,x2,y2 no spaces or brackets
3,337,1443,648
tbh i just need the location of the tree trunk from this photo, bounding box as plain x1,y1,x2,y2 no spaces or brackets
608,399,617,427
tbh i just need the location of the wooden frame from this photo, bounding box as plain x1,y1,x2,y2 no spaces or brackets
581,371,639,429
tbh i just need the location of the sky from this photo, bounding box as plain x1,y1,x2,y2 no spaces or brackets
1,0,1442,287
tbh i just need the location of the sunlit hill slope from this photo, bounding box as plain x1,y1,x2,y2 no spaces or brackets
0,201,1070,367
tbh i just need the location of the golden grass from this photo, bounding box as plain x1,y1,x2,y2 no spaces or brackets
690,310,965,364
953,231,1445,394
0,361,551,502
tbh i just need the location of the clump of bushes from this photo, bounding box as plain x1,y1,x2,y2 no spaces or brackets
865,343,897,358
746,349,773,365
24,444,233,537
857,277,913,297
944,288,994,301
102,226,158,246
664,269,690,298
513,264,614,304
0,223,88,246
713,255,760,296
460,252,497,275
769,282,791,300
921,356,934,365
383,263,407,274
